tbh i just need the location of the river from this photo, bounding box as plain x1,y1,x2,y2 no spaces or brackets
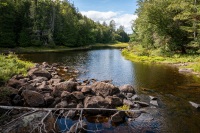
18,49,200,132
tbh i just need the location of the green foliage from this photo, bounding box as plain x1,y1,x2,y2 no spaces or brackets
131,0,200,54
116,105,130,111
0,53,34,81
0,0,129,48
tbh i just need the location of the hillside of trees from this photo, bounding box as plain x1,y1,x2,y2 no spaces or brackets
0,0,129,48
131,0,200,54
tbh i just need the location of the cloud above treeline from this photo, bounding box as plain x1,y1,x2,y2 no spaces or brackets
81,11,138,34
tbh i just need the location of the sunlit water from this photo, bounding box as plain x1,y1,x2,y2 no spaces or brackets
19,49,200,132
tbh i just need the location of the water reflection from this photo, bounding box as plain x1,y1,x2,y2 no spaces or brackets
18,49,200,132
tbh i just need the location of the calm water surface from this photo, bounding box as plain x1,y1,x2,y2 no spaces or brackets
18,49,200,132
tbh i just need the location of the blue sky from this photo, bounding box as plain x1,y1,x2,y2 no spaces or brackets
72,0,137,14
71,0,138,33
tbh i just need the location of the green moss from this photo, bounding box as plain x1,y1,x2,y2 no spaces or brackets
116,105,130,111
0,53,34,81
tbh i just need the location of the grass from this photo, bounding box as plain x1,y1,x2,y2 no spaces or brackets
91,42,129,48
122,45,200,73
0,43,129,54
0,53,34,81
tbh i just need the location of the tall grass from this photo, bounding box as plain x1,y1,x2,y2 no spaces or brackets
122,46,200,73
0,53,34,81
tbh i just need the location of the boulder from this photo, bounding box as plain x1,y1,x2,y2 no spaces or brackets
126,93,133,98
52,81,77,97
48,78,61,86
72,91,84,100
105,96,123,107
77,103,84,108
63,110,76,119
12,94,23,105
150,100,158,106
119,84,136,94
111,111,126,123
84,96,109,108
54,81,77,93
135,101,149,107
81,86,92,94
44,96,54,106
31,77,48,83
19,85,36,93
69,120,87,133
149,96,157,100
22,90,45,107
61,91,71,100
29,68,52,79
91,82,120,97
7,79,25,89
189,101,200,109
131,95,140,101
123,99,134,107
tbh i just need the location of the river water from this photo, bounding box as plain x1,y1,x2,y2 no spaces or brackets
18,49,200,132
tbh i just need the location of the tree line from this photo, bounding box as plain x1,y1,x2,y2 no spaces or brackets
0,0,129,48
131,0,200,54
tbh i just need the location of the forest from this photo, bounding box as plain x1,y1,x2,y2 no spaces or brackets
130,0,200,55
0,0,129,48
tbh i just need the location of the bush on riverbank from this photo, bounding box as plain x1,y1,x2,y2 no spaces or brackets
122,46,200,73
0,54,33,82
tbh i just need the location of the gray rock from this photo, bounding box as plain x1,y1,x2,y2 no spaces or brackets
123,99,134,107
32,77,48,83
54,81,77,93
8,79,25,89
69,120,87,133
179,68,193,73
72,91,84,100
119,84,136,94
135,101,149,107
126,93,133,98
91,82,120,97
44,96,54,106
30,68,52,79
131,95,140,101
126,111,142,118
189,101,200,109
22,90,44,107
149,96,157,100
105,96,123,107
84,96,109,108
111,111,125,123
77,103,84,108
150,100,159,106
48,78,61,86
63,110,76,119
61,91,71,100
81,86,92,94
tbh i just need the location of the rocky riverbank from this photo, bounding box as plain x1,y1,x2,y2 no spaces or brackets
0,62,161,132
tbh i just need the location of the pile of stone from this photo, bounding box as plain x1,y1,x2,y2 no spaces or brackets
0,62,154,124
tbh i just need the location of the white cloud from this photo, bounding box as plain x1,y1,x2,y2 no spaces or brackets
81,11,138,34
81,11,118,22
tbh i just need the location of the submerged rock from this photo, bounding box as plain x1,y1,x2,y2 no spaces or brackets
111,111,126,123
69,120,87,133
